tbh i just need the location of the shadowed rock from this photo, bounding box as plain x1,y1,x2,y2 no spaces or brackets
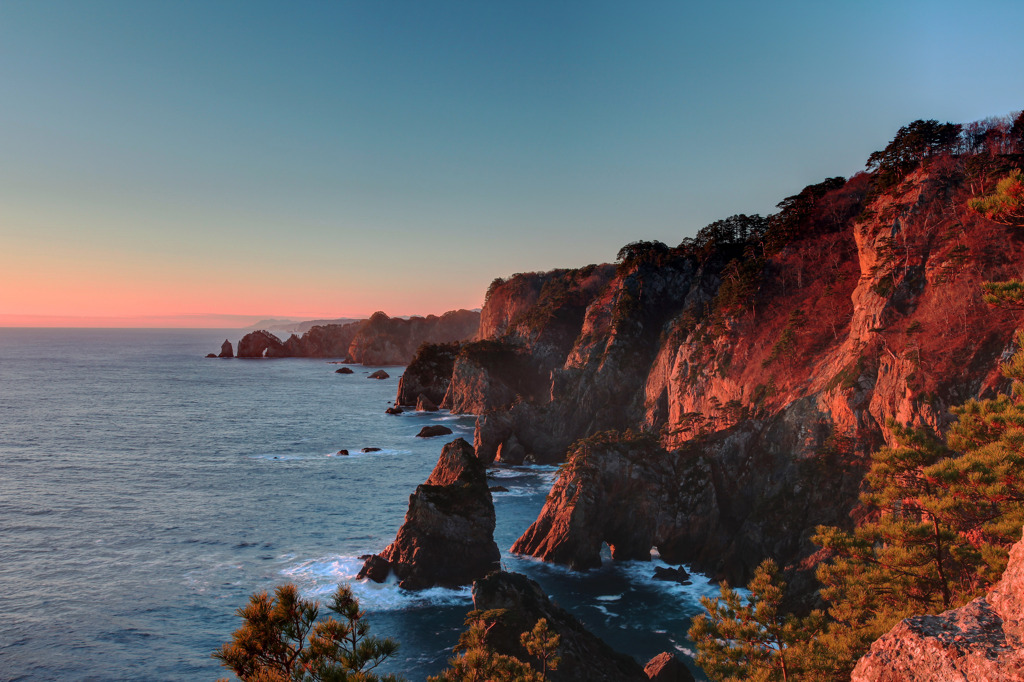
367,369,389,380
643,652,694,681
357,438,499,589
218,339,233,358
416,425,453,438
335,367,354,374
416,394,439,412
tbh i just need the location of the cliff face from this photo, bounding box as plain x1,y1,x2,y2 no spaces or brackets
851,527,1024,681
357,438,499,590
229,309,480,364
420,163,1024,583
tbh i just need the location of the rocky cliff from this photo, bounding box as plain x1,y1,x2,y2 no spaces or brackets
851,527,1024,681
413,159,1024,584
229,309,480,363
357,438,499,590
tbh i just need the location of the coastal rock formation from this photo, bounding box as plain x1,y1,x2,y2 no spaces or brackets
852,528,1024,681
643,652,694,682
367,370,389,380
415,394,439,412
470,571,647,682
334,367,354,374
396,342,461,407
411,160,1024,585
236,330,287,358
218,309,479,364
357,438,499,589
218,339,233,358
416,425,452,438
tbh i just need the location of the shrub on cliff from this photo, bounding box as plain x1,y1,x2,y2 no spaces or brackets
213,583,402,682
968,168,1024,225
428,615,560,682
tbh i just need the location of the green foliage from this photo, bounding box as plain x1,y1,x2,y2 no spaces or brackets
715,248,765,315
689,560,827,682
764,177,847,254
678,214,769,264
825,356,864,392
982,279,1024,308
866,119,962,190
761,310,804,368
968,168,1024,225
429,616,560,682
213,584,402,682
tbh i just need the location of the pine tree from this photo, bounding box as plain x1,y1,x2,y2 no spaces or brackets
519,618,560,680
427,619,540,682
688,559,826,682
214,584,402,682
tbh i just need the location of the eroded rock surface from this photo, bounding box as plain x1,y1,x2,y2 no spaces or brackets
470,571,647,682
218,339,233,358
357,438,498,589
852,529,1024,681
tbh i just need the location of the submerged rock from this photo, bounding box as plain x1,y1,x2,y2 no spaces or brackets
361,447,381,453
469,571,647,682
367,370,390,380
416,425,453,438
852,527,1024,681
652,566,690,584
335,367,354,374
357,438,499,589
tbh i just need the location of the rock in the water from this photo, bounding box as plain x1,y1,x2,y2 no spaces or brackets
416,425,453,438
643,652,694,681
489,485,509,493
367,369,390,380
469,571,648,682
852,527,1024,681
336,450,349,456
205,353,217,358
385,407,403,415
361,447,381,453
357,438,499,589
495,433,527,465
416,394,439,412
652,566,690,584
395,342,461,406
219,339,234,358
236,330,287,358
335,367,354,374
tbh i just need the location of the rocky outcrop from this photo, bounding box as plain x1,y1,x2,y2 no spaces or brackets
852,528,1024,681
643,652,694,681
236,330,287,358
416,425,452,438
357,438,499,589
470,571,647,682
415,394,438,412
367,370,389,380
395,342,461,406
437,163,1024,584
220,309,479,364
218,340,233,358
335,367,354,374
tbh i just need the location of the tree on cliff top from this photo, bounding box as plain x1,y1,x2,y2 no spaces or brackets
866,119,962,189
214,583,402,682
428,614,559,682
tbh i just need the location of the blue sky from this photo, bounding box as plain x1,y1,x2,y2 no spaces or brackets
1,1,1023,324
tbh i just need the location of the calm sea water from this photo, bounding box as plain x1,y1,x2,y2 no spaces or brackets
0,329,714,681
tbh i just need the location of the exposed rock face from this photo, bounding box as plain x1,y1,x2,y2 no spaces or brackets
236,330,287,358
218,339,233,358
470,571,647,682
852,528,1024,681
395,342,461,406
643,652,694,681
227,309,479,364
416,425,453,438
357,438,499,589
367,370,389,380
407,165,1024,585
415,394,439,412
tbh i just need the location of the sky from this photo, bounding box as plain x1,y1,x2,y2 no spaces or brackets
1,1,1023,327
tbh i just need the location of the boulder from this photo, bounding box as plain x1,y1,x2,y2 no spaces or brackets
218,339,234,358
852,527,1024,681
357,438,499,589
469,571,647,682
416,394,439,412
205,353,217,358
361,447,381,453
367,370,390,380
489,485,510,493
643,652,694,681
335,367,354,374
385,407,404,415
417,425,453,438
336,450,349,456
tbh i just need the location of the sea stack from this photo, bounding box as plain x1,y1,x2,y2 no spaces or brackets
357,438,499,589
218,339,233,358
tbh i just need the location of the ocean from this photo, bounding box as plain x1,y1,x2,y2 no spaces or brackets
0,329,715,680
